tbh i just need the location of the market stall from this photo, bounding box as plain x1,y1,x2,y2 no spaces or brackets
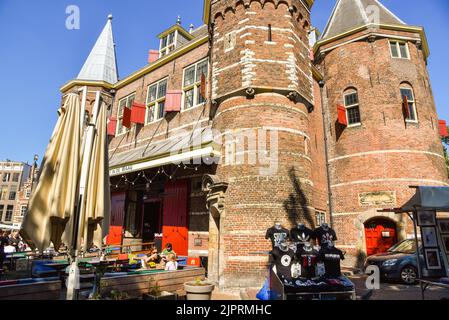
265,222,356,300
379,186,449,300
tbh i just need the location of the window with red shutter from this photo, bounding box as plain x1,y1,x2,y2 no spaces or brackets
337,104,348,126
107,117,117,137
165,91,183,112
439,120,448,138
122,106,132,128
130,102,146,125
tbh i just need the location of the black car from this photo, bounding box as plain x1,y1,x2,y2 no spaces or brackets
364,239,444,285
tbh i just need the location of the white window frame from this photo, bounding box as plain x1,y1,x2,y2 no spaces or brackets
316,211,327,227
5,205,13,222
400,86,418,123
20,206,27,217
159,31,178,58
181,58,209,111
145,77,168,124
389,40,410,59
116,93,136,136
343,89,362,127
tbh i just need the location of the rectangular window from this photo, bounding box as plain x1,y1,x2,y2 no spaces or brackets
160,31,177,57
390,41,409,59
25,189,31,199
344,91,361,126
5,205,13,222
21,206,27,217
182,59,209,110
0,205,3,221
400,88,418,122
0,186,7,200
9,186,17,201
12,173,20,182
146,78,168,123
116,93,136,135
2,173,10,182
316,211,326,227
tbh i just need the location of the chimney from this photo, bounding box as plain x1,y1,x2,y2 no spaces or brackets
189,24,194,34
148,50,159,64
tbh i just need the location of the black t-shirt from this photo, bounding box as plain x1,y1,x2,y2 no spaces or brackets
0,236,9,254
272,246,296,283
320,246,345,278
314,227,338,247
266,227,290,249
290,226,315,246
297,246,321,279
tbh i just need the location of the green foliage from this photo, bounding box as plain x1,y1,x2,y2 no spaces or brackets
148,278,162,297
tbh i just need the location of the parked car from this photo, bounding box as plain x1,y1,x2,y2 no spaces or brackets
364,239,444,285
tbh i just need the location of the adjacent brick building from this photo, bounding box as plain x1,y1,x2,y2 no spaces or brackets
59,0,448,288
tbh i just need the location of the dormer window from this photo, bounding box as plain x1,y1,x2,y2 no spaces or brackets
160,31,177,57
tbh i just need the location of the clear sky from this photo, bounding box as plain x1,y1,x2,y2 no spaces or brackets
0,0,448,163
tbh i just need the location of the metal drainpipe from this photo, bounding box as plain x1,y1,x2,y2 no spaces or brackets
318,80,335,228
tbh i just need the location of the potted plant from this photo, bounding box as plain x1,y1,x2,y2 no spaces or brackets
184,278,215,300
142,278,177,300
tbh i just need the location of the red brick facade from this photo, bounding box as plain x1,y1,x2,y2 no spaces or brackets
60,0,448,288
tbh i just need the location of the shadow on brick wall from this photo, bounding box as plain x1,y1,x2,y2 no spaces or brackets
283,167,315,229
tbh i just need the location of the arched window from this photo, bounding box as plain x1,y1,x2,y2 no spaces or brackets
343,88,361,126
400,84,418,122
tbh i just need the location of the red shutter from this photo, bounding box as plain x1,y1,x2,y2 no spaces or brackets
130,102,146,125
337,104,348,126
122,107,132,128
165,90,183,112
148,50,159,64
402,96,410,119
439,120,448,138
107,117,117,137
200,73,207,99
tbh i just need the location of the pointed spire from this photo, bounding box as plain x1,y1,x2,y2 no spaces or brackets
321,0,405,40
77,14,118,84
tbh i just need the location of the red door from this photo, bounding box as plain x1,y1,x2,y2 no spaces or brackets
107,192,126,245
365,219,397,256
162,180,189,256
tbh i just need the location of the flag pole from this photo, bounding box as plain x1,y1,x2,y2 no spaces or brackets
66,88,102,300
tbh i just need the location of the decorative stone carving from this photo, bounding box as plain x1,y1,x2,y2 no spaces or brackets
202,175,228,219
245,87,256,99
359,191,396,207
367,35,376,43
287,91,299,102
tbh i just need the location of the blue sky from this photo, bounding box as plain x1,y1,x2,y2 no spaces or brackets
0,0,448,163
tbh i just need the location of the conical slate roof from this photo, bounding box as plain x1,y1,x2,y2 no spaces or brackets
321,0,405,40
77,15,118,84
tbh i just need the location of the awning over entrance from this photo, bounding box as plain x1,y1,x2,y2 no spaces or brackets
108,127,221,177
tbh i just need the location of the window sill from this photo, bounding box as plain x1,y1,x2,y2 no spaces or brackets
405,119,419,124
145,118,164,126
181,103,206,113
347,123,362,128
391,57,410,60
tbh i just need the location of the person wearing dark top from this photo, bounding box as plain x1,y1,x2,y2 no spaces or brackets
290,224,315,249
297,243,321,279
320,243,345,278
0,231,9,270
271,242,296,284
266,223,290,249
314,223,338,247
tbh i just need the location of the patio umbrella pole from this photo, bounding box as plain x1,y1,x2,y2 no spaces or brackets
66,88,102,300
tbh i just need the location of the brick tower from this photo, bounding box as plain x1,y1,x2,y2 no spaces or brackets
314,0,448,266
207,0,316,288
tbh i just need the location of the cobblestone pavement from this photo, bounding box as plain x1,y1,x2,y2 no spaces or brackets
350,275,449,300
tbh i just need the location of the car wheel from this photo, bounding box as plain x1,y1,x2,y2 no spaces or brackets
400,266,417,285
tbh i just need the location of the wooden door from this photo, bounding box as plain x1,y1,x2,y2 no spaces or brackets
107,192,126,245
365,219,397,256
162,180,189,256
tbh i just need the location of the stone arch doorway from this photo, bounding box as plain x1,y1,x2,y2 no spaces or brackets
364,217,398,256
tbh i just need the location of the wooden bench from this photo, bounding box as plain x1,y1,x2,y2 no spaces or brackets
99,267,205,299
0,281,62,300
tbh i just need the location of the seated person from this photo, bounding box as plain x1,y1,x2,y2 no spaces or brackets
164,253,178,271
161,243,176,262
144,247,161,265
